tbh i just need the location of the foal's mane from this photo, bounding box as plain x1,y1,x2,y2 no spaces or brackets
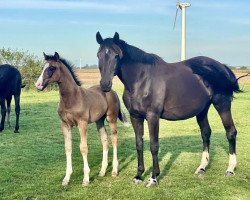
46,55,81,86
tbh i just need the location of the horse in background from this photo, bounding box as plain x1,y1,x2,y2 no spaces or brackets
35,52,128,186
0,64,25,133
96,32,247,187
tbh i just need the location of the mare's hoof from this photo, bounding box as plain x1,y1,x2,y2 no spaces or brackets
145,178,158,188
195,168,205,175
14,130,19,133
132,178,142,185
82,180,89,187
225,171,235,177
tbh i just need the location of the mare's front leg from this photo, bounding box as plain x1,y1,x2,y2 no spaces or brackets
61,122,73,186
145,112,160,187
130,115,145,184
78,120,90,186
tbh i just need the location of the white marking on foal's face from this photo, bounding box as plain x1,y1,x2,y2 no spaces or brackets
105,48,109,54
35,62,50,90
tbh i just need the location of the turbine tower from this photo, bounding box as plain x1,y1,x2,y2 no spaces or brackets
174,2,191,61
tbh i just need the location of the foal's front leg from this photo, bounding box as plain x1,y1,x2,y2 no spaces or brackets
61,122,73,186
78,121,90,186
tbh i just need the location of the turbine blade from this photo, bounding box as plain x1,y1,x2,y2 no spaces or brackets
173,7,178,30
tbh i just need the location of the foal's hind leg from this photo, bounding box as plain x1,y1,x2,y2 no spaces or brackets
195,107,211,175
109,121,119,177
96,119,109,177
213,96,237,176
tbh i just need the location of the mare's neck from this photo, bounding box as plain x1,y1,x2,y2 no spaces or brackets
117,61,148,92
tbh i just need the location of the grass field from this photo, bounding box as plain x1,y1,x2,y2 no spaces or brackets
0,80,250,199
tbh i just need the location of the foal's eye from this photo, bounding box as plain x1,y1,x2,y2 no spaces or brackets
49,66,56,71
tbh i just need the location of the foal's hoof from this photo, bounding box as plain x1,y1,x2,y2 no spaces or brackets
195,168,205,176
145,178,158,188
82,180,89,187
225,171,235,177
131,178,142,185
62,180,69,186
14,130,19,133
111,171,118,177
98,171,106,177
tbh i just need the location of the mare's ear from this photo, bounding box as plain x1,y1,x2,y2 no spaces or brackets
54,52,60,61
43,52,48,60
96,32,103,45
113,32,120,44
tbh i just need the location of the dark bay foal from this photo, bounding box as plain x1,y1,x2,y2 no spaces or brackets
35,52,127,186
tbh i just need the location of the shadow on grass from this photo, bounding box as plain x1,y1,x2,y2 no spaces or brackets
117,132,229,182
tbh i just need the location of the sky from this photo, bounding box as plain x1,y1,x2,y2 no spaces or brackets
0,0,250,67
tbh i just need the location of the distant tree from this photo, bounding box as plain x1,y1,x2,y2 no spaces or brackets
0,48,45,90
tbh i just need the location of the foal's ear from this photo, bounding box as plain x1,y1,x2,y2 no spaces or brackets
113,32,120,44
43,52,48,60
96,31,103,45
54,52,60,61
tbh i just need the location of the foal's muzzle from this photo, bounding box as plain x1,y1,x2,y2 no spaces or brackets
100,80,112,92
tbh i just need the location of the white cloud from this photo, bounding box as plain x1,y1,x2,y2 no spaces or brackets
0,0,173,15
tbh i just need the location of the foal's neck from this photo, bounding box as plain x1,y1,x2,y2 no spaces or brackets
58,66,80,100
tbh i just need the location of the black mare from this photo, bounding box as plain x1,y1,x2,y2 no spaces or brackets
95,32,246,187
0,64,25,133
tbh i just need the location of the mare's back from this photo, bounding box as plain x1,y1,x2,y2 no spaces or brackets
0,64,22,97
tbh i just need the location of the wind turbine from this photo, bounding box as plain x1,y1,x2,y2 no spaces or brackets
173,2,191,61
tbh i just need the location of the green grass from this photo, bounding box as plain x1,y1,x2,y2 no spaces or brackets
0,84,250,200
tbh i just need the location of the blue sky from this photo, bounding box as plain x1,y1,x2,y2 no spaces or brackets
0,0,249,66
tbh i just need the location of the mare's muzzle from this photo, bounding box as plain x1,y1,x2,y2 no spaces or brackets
100,79,112,92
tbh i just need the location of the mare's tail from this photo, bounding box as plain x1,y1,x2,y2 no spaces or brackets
185,56,245,97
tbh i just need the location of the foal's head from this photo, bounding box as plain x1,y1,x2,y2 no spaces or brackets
96,32,123,92
35,52,63,90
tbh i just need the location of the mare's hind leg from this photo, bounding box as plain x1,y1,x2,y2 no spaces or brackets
6,96,12,128
0,98,6,132
14,94,20,133
195,106,211,175
96,119,109,177
213,95,237,176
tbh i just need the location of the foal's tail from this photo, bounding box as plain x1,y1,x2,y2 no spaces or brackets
115,93,130,127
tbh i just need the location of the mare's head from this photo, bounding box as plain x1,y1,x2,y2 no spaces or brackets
35,52,64,90
96,32,123,92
